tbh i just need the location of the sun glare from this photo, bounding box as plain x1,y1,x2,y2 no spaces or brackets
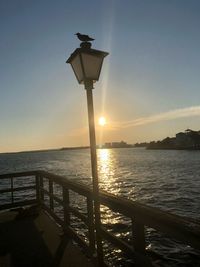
98,116,106,126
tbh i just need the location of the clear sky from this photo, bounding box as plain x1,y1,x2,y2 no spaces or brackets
1,0,200,152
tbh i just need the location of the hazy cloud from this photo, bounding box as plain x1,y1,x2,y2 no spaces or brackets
111,106,200,129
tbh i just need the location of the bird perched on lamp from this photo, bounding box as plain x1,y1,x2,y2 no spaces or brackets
75,33,95,42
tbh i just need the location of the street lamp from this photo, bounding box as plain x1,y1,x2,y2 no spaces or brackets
67,37,108,265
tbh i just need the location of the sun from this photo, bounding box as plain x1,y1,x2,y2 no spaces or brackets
98,116,106,126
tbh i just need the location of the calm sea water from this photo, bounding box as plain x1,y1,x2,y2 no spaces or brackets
0,148,200,266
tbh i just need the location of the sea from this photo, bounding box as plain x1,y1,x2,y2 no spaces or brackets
0,147,200,266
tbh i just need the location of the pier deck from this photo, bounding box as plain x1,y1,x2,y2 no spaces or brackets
0,207,94,267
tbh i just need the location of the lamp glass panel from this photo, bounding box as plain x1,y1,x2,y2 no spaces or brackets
82,53,104,81
70,54,84,83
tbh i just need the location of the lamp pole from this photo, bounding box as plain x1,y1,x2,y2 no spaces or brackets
66,37,108,266
85,80,103,265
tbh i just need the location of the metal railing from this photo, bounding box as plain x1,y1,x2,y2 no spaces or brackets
0,170,200,266
0,171,38,210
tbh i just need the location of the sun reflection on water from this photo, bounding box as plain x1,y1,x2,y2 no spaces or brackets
97,149,119,194
98,149,124,227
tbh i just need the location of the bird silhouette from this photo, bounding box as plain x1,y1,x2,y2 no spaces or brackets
75,33,95,42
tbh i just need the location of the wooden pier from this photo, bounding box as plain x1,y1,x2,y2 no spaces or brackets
0,170,200,266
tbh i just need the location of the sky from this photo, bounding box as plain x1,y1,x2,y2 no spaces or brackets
1,0,200,152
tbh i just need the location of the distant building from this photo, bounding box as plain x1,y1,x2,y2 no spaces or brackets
102,141,132,149
175,132,193,147
147,129,200,150
176,129,200,148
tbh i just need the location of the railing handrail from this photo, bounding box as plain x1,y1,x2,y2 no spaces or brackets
38,171,200,241
0,171,40,179
1,170,200,242
39,170,93,198
99,190,200,249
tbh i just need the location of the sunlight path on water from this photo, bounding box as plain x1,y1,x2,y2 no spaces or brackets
98,149,117,193
98,149,126,227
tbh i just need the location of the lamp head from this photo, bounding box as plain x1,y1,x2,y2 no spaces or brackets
67,41,109,89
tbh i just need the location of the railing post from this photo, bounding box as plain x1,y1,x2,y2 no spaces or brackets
132,218,152,267
87,196,95,257
40,175,44,205
11,177,14,204
132,218,145,253
35,174,40,204
49,179,54,210
63,187,70,227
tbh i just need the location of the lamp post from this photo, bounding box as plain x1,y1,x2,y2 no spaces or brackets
67,38,109,265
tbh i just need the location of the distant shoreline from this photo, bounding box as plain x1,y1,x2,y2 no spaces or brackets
0,146,139,155
2,145,200,155
147,147,200,150
0,146,90,155
60,146,90,151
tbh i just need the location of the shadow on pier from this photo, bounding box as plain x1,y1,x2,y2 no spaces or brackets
0,206,93,267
